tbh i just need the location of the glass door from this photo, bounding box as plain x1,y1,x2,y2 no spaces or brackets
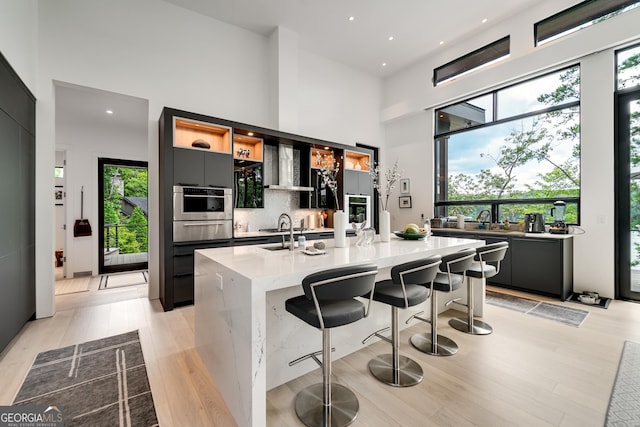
98,158,149,274
616,89,640,300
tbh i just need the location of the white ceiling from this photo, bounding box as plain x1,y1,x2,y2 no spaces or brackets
163,0,543,78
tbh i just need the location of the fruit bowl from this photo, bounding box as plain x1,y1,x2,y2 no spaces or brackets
393,231,428,240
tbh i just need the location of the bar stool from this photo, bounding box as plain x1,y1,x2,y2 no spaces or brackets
286,264,378,427
449,242,509,335
409,248,476,356
362,256,441,387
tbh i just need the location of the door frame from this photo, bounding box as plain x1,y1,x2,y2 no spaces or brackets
98,157,149,274
615,87,640,301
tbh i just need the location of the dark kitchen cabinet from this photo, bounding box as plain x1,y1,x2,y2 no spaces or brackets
170,240,232,306
511,237,573,300
432,230,572,300
234,162,263,208
173,148,233,188
0,53,36,352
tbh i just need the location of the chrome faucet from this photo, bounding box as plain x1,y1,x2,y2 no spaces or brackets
278,213,294,251
476,209,492,229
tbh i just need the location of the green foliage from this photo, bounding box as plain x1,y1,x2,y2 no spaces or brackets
103,165,148,255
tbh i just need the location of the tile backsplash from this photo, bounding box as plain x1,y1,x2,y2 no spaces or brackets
233,190,324,232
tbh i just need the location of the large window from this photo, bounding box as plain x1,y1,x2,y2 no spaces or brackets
434,66,580,225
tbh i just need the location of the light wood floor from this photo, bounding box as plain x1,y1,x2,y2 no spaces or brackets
1,286,639,427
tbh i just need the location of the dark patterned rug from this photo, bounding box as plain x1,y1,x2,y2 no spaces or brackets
486,290,589,327
606,341,640,426
13,330,158,426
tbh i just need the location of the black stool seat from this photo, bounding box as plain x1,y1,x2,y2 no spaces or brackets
363,256,441,387
286,264,378,427
449,242,509,335
369,280,429,307
286,297,366,329
410,248,476,356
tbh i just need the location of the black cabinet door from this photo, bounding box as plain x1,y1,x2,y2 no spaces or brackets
205,152,233,188
174,148,204,186
234,161,263,208
511,238,562,296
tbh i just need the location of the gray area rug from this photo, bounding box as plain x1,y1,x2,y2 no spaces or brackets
13,330,158,427
486,290,589,327
606,341,640,426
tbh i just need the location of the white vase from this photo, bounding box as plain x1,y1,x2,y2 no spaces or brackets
333,210,347,248
380,210,390,242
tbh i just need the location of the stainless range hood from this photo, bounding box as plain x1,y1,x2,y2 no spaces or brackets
264,144,314,192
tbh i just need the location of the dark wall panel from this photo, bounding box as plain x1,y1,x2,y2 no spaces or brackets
0,53,36,352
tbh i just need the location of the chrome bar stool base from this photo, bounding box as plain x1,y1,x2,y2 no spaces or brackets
295,383,358,427
410,333,458,356
368,354,423,387
448,317,493,335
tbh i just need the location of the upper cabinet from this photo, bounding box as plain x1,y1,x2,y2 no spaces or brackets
343,149,373,196
344,150,371,172
233,134,263,162
233,133,264,208
172,116,233,188
174,117,231,153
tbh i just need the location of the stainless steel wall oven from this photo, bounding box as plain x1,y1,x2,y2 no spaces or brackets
173,186,233,242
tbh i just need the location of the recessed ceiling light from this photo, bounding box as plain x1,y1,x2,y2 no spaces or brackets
481,18,488,23
106,110,113,115
439,41,445,45
388,36,394,41
247,132,254,136
382,62,387,67
348,16,355,21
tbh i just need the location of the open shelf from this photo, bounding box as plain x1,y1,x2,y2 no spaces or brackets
233,134,263,162
174,117,231,153
311,147,338,170
344,150,370,171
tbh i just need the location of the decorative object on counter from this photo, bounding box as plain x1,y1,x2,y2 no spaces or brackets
333,210,347,247
353,221,375,246
457,214,465,229
380,210,391,242
297,235,306,250
191,139,211,149
313,241,326,250
317,151,347,246
367,160,402,242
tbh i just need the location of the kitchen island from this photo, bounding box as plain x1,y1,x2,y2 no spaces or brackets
194,235,483,427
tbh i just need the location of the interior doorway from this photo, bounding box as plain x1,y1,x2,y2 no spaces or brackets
98,158,149,275
54,150,67,280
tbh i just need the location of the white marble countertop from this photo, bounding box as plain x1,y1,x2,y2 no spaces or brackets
432,227,574,240
196,234,482,290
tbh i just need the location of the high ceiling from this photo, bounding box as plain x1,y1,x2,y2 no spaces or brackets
163,0,544,78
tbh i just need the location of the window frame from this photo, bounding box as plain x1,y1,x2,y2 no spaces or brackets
434,65,582,225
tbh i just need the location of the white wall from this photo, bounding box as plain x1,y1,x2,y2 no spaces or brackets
13,0,384,317
0,0,37,93
381,3,640,298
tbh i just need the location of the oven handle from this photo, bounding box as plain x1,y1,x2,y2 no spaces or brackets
182,222,223,226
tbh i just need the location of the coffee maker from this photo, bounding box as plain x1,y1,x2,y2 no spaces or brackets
524,213,545,233
549,200,568,234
